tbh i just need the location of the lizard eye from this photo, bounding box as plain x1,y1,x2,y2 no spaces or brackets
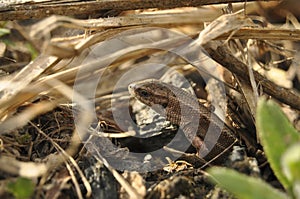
138,89,150,98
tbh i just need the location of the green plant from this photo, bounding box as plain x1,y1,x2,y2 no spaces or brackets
0,27,10,37
208,98,300,199
7,177,35,199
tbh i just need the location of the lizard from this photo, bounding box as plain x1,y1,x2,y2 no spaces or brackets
128,79,237,163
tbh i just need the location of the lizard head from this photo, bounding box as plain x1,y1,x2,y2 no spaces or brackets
128,79,173,111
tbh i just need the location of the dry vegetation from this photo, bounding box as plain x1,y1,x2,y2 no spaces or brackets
0,0,300,198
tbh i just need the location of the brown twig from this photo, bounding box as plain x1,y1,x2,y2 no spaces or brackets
204,41,300,111
0,0,279,21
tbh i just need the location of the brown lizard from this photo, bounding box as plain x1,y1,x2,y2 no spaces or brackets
128,79,237,163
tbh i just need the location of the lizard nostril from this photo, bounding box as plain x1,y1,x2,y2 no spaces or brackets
128,83,137,96
128,83,136,89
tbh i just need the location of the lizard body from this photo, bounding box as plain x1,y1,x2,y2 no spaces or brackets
128,79,237,162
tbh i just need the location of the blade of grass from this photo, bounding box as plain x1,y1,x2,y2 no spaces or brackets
256,98,300,192
208,167,288,199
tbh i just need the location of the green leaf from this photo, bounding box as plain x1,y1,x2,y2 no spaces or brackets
0,28,10,37
281,143,300,198
25,42,39,60
208,167,289,199
256,98,300,191
7,177,35,199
